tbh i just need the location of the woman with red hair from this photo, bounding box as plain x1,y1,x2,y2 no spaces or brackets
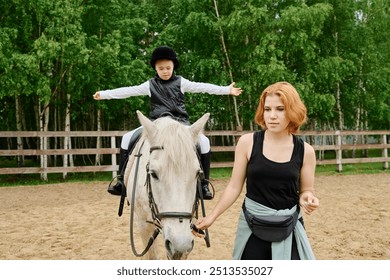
194,81,319,260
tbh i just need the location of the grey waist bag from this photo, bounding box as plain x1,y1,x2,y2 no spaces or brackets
242,201,299,242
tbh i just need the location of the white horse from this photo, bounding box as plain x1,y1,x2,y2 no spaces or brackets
124,110,210,260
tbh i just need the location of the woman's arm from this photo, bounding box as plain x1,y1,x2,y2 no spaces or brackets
299,142,320,215
194,133,252,231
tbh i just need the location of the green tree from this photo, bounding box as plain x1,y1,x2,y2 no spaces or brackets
1,0,389,143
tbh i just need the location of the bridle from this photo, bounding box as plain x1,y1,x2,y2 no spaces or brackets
146,146,196,224
129,142,208,257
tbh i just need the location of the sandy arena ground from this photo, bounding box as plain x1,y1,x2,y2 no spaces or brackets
0,173,389,260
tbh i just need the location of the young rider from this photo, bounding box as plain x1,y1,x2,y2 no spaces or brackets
93,46,242,200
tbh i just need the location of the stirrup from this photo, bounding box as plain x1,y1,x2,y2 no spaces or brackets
200,179,214,200
107,177,123,196
202,185,213,200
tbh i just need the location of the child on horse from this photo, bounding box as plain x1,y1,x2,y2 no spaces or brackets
93,46,242,200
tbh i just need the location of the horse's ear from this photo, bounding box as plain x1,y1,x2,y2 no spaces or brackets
136,110,156,137
189,113,210,141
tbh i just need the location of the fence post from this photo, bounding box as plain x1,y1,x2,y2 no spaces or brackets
382,134,388,170
336,130,343,172
111,136,117,178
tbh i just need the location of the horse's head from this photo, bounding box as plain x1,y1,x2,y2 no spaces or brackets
136,110,209,259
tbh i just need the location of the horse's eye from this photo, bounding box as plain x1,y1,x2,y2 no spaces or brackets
150,171,159,180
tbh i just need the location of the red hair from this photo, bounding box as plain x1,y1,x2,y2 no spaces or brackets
254,81,307,134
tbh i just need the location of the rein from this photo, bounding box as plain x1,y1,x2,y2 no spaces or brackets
129,142,210,257
129,141,159,257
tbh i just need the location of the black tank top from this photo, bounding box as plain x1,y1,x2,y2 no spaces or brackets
245,130,304,210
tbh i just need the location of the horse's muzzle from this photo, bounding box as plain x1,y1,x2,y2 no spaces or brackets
165,239,194,260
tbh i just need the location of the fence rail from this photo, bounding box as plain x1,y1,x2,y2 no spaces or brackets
0,130,389,178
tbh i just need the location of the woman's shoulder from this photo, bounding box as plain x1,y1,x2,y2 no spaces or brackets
303,141,315,153
236,132,256,150
303,141,316,162
239,130,265,143
238,132,254,143
236,132,255,160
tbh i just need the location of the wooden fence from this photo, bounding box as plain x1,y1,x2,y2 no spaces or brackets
0,130,389,179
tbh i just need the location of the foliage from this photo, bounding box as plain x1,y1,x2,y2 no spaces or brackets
0,0,389,133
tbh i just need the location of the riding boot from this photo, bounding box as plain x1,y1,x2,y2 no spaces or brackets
107,148,129,196
200,151,213,200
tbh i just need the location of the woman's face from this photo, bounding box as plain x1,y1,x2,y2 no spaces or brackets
155,59,174,80
263,94,290,133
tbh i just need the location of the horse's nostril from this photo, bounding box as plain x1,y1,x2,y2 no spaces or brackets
165,240,172,255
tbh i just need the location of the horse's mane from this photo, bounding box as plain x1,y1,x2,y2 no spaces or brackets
152,117,198,177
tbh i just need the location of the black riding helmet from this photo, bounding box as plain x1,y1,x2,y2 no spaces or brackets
150,46,179,70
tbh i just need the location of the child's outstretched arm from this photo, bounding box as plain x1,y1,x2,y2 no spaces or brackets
93,92,101,100
229,82,243,96
92,81,150,100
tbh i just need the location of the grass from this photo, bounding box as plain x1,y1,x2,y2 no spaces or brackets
1,151,389,187
1,162,388,187
315,162,389,175
0,172,113,187
209,163,389,178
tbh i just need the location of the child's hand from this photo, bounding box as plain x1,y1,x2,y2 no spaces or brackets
93,92,101,100
230,82,243,96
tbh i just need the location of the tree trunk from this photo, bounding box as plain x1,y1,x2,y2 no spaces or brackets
39,102,50,181
213,0,241,131
95,109,102,166
352,106,361,158
333,26,344,131
63,92,71,179
363,110,369,157
63,65,75,179
15,93,24,167
333,26,347,158
54,93,58,168
335,82,343,131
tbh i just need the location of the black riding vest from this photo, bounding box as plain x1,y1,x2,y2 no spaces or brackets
245,130,304,210
149,75,190,124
